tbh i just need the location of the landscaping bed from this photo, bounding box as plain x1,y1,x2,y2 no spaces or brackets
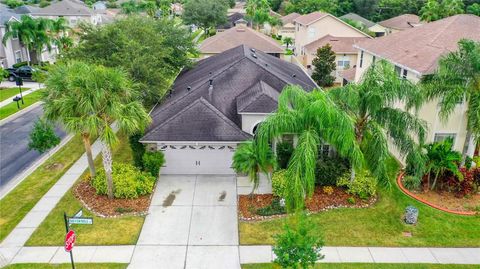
239,186,375,221
73,177,151,217
242,263,480,269
412,190,480,212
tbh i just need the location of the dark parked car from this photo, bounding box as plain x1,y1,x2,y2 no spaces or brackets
6,66,36,82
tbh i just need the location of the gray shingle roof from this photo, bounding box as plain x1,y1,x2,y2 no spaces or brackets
30,0,92,16
0,6,20,25
236,80,279,113
340,13,376,28
141,45,316,142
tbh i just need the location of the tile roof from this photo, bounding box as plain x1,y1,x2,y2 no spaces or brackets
141,45,316,142
355,14,480,75
200,26,284,54
294,11,327,25
281,12,301,25
378,14,422,30
236,80,279,113
304,35,369,54
340,13,376,28
30,0,92,16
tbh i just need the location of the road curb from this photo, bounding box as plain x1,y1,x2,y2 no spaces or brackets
0,101,43,126
0,133,74,199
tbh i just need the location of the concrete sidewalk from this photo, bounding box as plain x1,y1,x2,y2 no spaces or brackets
0,82,43,109
3,245,479,266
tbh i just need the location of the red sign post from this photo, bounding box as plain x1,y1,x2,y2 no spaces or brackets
64,230,76,252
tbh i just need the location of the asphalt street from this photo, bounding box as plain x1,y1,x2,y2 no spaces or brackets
0,105,67,189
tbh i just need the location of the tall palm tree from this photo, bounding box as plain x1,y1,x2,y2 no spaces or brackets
43,61,151,198
423,39,480,165
256,86,364,210
283,37,293,49
328,61,427,185
232,139,275,193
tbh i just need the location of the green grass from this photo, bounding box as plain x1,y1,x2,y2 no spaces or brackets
4,264,127,269
242,264,480,269
0,87,30,102
0,134,86,243
26,134,145,246
240,159,480,247
0,90,43,120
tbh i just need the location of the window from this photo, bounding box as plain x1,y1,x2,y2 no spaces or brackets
434,133,456,143
337,60,350,69
372,56,376,65
307,27,316,40
318,144,330,157
359,51,364,68
402,69,408,79
394,65,401,77
14,50,22,63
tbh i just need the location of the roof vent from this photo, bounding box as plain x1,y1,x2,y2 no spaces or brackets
292,74,296,78
250,48,256,53
252,53,257,59
265,63,268,67
187,86,191,91
209,79,213,86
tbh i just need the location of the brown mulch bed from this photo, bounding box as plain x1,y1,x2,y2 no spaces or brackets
239,186,376,221
73,179,152,217
412,190,480,212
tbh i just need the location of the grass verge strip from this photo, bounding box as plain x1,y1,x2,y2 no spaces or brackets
0,90,43,120
242,263,480,269
0,87,31,102
3,263,128,269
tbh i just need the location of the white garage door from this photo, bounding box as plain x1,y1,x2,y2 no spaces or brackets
159,144,237,175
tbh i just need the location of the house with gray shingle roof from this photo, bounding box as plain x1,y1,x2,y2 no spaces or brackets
140,44,316,174
27,0,101,26
1,5,29,68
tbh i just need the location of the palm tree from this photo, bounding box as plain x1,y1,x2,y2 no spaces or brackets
423,39,480,165
43,61,151,198
328,60,427,185
256,86,364,210
232,139,275,193
283,37,293,49
424,138,463,190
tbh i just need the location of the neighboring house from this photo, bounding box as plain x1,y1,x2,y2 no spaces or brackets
378,14,423,35
352,14,480,156
92,1,107,11
171,2,183,16
303,35,369,83
17,0,102,27
294,12,370,58
339,13,387,37
140,45,316,174
199,25,284,59
217,13,250,32
0,6,29,68
228,1,246,15
277,12,300,39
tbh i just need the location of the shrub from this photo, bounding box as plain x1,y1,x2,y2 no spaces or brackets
39,0,50,7
129,133,145,169
322,186,333,195
142,151,165,177
273,213,324,269
337,170,377,200
276,141,293,169
272,169,287,198
256,198,286,216
315,157,349,186
347,197,355,204
285,49,293,55
402,175,421,190
12,61,28,68
92,163,156,199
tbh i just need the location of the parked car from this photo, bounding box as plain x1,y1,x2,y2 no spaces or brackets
6,66,36,82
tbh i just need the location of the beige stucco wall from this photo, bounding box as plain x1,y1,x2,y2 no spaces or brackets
354,50,470,156
368,24,387,35
294,15,367,57
278,23,295,39
241,113,268,135
303,50,357,83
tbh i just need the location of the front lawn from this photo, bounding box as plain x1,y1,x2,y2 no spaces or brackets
0,90,43,120
4,264,127,269
242,264,480,269
240,159,480,247
26,134,145,246
0,134,84,243
0,87,30,102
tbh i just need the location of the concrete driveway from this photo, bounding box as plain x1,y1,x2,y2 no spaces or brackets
130,175,240,269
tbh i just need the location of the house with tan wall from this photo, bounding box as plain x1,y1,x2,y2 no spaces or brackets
352,14,480,158
377,14,423,35
277,12,300,39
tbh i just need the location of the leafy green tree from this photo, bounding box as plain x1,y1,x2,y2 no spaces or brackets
420,0,442,22
182,0,228,34
424,138,463,190
121,0,143,14
282,37,293,49
129,133,146,169
328,61,427,185
43,61,151,198
467,3,480,15
232,140,275,193
442,0,465,16
3,0,24,8
311,44,336,87
0,66,8,84
268,0,282,11
273,213,324,269
28,118,60,154
64,16,196,106
423,39,480,164
246,0,272,30
256,86,363,210
284,0,338,15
